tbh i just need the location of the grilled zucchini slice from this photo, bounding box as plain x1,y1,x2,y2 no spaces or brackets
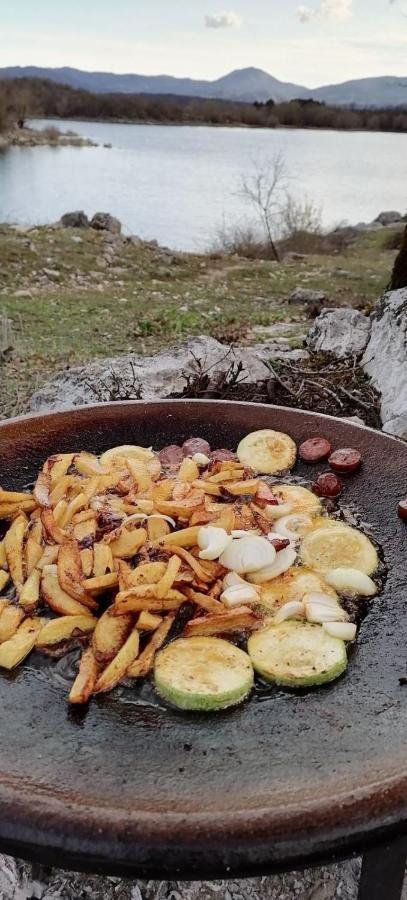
248,620,347,687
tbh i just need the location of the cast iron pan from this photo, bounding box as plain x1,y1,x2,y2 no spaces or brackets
0,401,405,878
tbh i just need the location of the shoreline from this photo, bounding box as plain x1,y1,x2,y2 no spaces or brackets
28,116,407,137
0,125,97,149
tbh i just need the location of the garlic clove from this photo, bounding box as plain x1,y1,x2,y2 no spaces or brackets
302,591,341,609
221,584,259,608
322,621,357,641
324,567,377,597
305,600,348,624
192,452,211,466
219,536,276,574
274,600,304,623
197,526,232,561
247,547,297,584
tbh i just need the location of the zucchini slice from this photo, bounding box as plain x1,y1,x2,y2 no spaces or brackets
272,484,322,517
300,524,378,575
248,620,347,687
154,636,254,711
237,430,297,475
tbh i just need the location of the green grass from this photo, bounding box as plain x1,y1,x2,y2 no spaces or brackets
0,224,398,417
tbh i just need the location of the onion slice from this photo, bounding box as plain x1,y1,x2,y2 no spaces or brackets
274,600,304,623
323,621,357,641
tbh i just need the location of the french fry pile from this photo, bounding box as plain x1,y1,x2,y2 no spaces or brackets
0,446,271,704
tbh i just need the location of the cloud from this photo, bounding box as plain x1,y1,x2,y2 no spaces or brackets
297,0,352,24
204,11,242,29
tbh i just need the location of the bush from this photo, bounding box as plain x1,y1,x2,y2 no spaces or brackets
211,224,276,260
40,125,61,143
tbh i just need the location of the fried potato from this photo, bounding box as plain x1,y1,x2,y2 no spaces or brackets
191,480,221,497
43,453,74,484
184,588,225,614
223,479,260,496
58,541,98,610
147,517,171,541
72,516,97,545
82,572,119,594
178,458,200,483
0,540,5,567
33,472,51,508
155,493,205,519
93,542,114,577
41,509,68,544
25,533,43,577
0,604,25,642
53,499,69,526
74,451,106,477
211,506,236,533
81,477,103,504
127,614,175,678
92,607,133,662
37,614,97,647
155,555,181,599
114,587,184,614
80,548,94,577
0,617,43,669
5,513,26,589
58,492,87,527
123,499,154,515
152,479,176,502
37,545,59,569
0,489,35,503
0,570,9,592
163,545,212,583
72,509,97,525
183,606,260,637
207,470,244,484
42,572,94,617
0,598,8,616
153,525,200,548
109,526,147,559
137,611,162,632
69,647,99,704
0,500,37,519
19,568,41,611
118,561,166,590
49,475,76,507
125,458,152,493
94,627,140,693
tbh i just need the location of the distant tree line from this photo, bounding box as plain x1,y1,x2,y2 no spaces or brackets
1,76,407,134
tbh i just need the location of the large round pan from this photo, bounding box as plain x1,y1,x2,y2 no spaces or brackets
0,401,405,878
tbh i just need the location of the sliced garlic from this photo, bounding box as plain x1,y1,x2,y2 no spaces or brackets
197,526,232,561
323,621,357,641
275,514,313,541
221,583,259,608
264,502,293,520
124,513,176,528
325,568,377,597
274,600,304,623
305,600,348,624
192,452,211,466
303,591,341,609
247,547,297,584
219,536,276,574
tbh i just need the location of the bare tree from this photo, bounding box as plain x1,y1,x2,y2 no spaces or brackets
239,153,289,262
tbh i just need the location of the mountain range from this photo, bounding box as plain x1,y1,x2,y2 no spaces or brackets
2,65,407,108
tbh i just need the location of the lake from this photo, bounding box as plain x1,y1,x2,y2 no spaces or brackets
1,119,406,251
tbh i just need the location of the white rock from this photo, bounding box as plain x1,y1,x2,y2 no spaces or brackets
30,337,270,411
361,289,407,439
307,309,371,357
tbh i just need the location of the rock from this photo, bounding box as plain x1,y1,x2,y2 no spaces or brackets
90,212,122,234
71,235,83,244
59,211,89,228
43,268,61,280
30,337,269,412
288,288,327,316
374,210,404,226
307,309,371,357
340,415,366,428
361,288,407,439
13,289,32,298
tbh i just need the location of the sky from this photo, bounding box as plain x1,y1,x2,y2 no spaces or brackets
1,0,407,87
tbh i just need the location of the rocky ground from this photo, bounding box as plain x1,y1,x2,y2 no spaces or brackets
0,213,402,418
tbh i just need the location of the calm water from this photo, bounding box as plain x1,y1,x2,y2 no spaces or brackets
0,118,406,251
